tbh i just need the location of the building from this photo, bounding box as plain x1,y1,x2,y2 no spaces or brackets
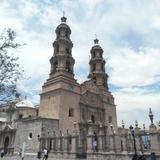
0,16,160,160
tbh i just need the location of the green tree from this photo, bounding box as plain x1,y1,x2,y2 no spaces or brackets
0,28,24,104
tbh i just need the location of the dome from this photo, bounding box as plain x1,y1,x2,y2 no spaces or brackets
16,100,34,108
91,38,103,51
55,16,71,35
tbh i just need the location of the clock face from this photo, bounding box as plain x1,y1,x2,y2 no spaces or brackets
68,84,74,90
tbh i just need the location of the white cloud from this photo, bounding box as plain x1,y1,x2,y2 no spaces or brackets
115,89,160,128
1,0,160,127
109,47,160,87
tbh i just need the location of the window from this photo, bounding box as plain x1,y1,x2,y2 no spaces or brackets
66,48,70,54
109,116,112,123
121,140,123,151
66,61,70,72
92,63,96,71
93,77,96,83
82,108,85,120
69,135,72,144
141,133,150,149
57,44,59,52
55,61,58,71
69,108,74,117
19,114,23,119
28,132,32,140
91,115,95,123
92,51,95,58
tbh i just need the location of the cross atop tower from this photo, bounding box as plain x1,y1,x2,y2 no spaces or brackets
61,11,67,23
95,34,97,39
94,34,99,44
63,10,65,17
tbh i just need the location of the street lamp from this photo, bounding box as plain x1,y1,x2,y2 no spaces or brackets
21,133,32,160
129,125,138,160
122,120,125,128
149,108,154,125
37,135,41,159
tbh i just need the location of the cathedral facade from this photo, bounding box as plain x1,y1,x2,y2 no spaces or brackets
39,15,117,137
0,16,160,160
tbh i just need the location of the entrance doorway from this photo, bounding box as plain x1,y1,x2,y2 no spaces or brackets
4,136,9,154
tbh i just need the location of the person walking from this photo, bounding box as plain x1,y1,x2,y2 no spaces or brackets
93,140,97,152
42,148,48,160
1,149,4,158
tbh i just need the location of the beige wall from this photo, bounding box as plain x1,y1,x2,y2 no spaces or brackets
59,90,81,135
39,91,61,119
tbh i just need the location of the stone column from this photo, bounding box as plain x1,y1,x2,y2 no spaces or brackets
52,132,56,152
122,135,128,152
39,138,42,151
149,124,160,153
98,135,103,152
52,137,56,151
135,128,141,153
87,125,93,153
87,135,93,153
98,126,104,152
60,136,64,151
71,136,76,153
109,134,115,152
63,136,68,152
105,135,110,152
57,137,60,152
114,134,121,153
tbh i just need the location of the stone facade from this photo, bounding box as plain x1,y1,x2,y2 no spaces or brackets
39,16,117,140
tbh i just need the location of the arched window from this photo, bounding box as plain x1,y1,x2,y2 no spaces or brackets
66,61,70,72
66,48,70,54
69,135,72,144
57,44,59,52
93,77,96,83
19,114,23,119
92,63,96,71
109,116,112,123
55,61,58,70
121,140,124,151
91,115,95,123
50,140,52,150
92,51,95,58
4,136,9,154
28,132,32,140
69,108,74,117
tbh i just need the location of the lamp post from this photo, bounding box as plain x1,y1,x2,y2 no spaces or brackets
37,135,41,159
129,125,138,160
149,108,154,125
21,133,32,160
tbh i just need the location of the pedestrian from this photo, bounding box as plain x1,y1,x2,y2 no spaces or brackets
93,140,97,152
1,149,4,158
42,148,48,160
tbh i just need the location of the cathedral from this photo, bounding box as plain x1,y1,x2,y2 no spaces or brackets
0,16,160,160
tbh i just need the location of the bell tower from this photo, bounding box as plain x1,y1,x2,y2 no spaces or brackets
88,38,109,92
39,16,80,125
50,16,75,80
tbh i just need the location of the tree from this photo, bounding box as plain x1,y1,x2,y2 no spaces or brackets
0,28,24,104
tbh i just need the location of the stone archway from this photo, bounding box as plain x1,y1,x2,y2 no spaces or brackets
4,136,9,154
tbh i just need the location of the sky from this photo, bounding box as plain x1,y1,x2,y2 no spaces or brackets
1,0,160,128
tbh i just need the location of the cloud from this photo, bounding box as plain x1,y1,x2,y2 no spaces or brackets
109,47,160,87
1,0,160,127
